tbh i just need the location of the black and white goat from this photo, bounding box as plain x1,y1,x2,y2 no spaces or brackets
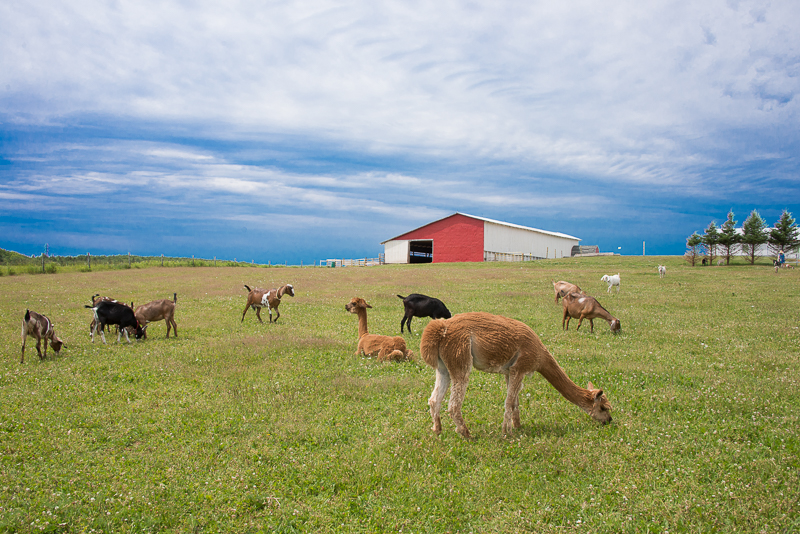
86,300,144,343
397,293,452,333
21,310,64,363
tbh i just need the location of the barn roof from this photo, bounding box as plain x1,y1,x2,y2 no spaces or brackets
382,212,581,243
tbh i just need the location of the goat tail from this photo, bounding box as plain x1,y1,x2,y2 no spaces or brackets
397,294,406,300
420,318,448,369
173,292,177,303
244,285,252,292
24,309,31,324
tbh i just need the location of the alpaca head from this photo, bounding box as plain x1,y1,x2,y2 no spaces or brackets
345,297,371,314
586,381,613,424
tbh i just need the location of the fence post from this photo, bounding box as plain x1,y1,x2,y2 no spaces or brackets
88,252,91,270
42,253,45,273
129,252,131,267
162,254,164,267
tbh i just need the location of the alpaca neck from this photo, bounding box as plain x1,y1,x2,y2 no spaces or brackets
356,309,369,339
537,352,592,411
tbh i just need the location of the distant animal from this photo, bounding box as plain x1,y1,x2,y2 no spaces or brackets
702,258,708,266
135,293,178,339
241,284,294,323
657,265,666,278
396,293,452,333
717,258,724,266
21,310,64,364
562,292,621,333
86,300,144,343
420,312,612,438
601,273,620,293
346,297,413,362
552,280,584,303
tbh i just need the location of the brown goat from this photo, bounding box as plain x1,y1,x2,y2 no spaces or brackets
135,293,178,339
21,310,64,364
553,280,584,303
562,292,621,333
345,297,413,362
241,284,294,323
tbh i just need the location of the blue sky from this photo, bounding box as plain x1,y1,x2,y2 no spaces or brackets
2,0,799,264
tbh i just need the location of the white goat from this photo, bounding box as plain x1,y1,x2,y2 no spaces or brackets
657,265,666,278
601,273,620,293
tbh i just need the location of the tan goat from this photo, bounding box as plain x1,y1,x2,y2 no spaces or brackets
241,284,294,323
135,293,178,339
345,297,413,362
552,280,584,303
562,292,621,333
21,310,64,364
420,312,612,438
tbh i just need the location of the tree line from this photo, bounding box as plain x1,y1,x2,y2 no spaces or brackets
686,209,799,266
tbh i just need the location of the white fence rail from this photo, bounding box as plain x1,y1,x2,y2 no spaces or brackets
320,255,385,267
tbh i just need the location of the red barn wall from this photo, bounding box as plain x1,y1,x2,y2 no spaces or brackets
395,214,484,263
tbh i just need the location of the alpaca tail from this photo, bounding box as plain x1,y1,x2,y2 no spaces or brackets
420,318,448,369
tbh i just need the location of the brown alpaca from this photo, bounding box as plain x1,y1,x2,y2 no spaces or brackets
345,297,413,362
420,312,612,438
552,280,584,303
241,284,294,323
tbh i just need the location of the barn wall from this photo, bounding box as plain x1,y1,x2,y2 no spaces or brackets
384,240,410,264
396,214,484,263
484,222,579,259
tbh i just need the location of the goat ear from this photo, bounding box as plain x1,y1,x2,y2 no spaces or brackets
366,303,372,308
587,381,595,390
593,390,604,401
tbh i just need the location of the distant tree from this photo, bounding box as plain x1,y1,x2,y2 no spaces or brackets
701,221,719,266
767,209,799,259
717,210,739,265
685,232,702,266
740,210,767,265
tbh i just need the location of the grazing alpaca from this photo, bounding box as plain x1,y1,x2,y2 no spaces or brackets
552,280,584,303
421,312,612,438
345,297,413,362
241,284,294,323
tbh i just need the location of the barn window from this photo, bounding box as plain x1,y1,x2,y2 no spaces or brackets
409,240,433,263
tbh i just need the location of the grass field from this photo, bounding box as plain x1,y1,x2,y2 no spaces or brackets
1,256,798,533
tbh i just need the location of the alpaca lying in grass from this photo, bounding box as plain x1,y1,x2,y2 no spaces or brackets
420,312,612,438
345,297,413,362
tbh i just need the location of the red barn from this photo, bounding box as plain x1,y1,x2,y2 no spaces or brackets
382,213,581,264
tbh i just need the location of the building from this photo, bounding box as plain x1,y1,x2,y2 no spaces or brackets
382,212,581,264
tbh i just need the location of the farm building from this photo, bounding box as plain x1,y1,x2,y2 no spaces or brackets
382,212,581,264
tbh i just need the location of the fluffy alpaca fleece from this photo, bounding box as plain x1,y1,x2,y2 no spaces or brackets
420,312,612,438
345,297,413,362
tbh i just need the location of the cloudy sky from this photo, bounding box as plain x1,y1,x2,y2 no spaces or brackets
2,0,798,264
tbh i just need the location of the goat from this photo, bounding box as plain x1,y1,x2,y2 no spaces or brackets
396,293,452,333
552,280,584,303
562,292,621,333
135,293,178,339
21,310,64,364
86,300,144,343
657,265,666,278
241,284,294,323
601,273,620,293
88,294,132,335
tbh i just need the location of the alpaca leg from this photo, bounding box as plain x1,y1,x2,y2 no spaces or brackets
428,363,450,435
503,373,524,434
448,377,472,439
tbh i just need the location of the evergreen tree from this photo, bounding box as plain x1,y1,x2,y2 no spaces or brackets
701,221,719,265
717,210,739,265
685,232,702,266
740,210,767,265
767,210,799,258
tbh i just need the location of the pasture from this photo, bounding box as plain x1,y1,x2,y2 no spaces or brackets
1,256,798,533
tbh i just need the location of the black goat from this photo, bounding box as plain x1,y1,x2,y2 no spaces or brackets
397,293,452,333
85,301,144,343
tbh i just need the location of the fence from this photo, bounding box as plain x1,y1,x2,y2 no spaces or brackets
483,251,543,262
320,255,385,267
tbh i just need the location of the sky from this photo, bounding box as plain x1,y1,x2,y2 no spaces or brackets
1,0,799,264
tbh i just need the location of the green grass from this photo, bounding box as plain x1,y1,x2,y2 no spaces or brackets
1,256,798,533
